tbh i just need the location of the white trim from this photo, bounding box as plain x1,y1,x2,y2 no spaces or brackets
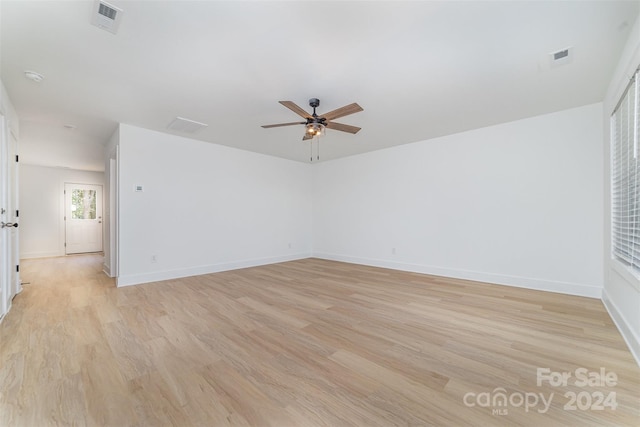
116,252,312,287
602,288,640,367
313,252,603,298
103,263,111,277
18,161,104,173
20,251,64,259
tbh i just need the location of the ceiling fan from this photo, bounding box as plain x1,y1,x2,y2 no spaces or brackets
262,98,363,140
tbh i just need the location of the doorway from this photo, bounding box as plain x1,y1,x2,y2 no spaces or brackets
65,183,103,254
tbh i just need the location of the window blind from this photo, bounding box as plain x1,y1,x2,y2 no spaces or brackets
611,69,640,274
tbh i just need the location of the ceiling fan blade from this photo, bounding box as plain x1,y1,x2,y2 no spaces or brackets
279,101,312,119
321,103,363,121
326,121,361,134
261,122,305,129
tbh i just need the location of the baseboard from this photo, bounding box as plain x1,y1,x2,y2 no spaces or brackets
116,252,312,287
20,250,63,259
103,263,112,277
312,252,603,298
602,289,640,367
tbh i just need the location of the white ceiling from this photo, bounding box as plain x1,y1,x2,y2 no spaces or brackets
1,1,638,171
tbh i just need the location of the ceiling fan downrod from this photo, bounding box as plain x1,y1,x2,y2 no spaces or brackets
307,98,326,129
309,98,320,117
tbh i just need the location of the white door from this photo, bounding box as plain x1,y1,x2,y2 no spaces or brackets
65,183,103,254
0,114,19,320
0,115,8,320
8,124,20,298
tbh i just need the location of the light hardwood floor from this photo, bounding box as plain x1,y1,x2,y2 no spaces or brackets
1,254,639,426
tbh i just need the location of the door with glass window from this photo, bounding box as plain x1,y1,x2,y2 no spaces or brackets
65,183,103,254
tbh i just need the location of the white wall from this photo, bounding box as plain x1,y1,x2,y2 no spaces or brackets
603,13,640,365
18,123,106,172
19,164,104,259
116,124,312,286
313,103,604,298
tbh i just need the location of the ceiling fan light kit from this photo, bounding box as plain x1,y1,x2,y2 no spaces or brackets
262,98,363,162
306,122,325,137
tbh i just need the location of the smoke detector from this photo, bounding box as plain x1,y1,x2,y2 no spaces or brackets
90,0,123,34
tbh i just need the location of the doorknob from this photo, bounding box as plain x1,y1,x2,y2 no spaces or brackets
1,222,18,228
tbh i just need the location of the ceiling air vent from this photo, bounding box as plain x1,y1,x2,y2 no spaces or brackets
550,47,572,67
553,49,569,61
90,0,123,34
167,117,209,134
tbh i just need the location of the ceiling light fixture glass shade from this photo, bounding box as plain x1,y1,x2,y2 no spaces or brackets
306,123,325,137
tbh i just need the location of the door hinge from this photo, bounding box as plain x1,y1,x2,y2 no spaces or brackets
64,216,66,221
16,265,19,273
64,242,67,247
15,210,19,217
15,155,18,162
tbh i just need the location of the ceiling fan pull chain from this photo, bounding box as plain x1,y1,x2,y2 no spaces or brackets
317,136,320,161
310,139,313,162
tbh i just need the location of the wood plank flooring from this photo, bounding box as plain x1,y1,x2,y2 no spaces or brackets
1,254,639,426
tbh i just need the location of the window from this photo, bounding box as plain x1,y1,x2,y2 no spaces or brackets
611,68,640,274
70,189,97,220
